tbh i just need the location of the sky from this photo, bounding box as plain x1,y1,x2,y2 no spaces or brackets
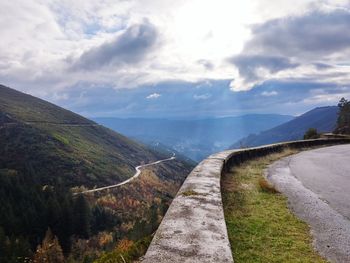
1,0,350,118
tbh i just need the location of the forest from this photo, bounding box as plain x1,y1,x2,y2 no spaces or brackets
0,156,190,262
0,168,118,262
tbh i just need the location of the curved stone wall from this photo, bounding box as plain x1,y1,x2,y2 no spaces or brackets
141,138,350,263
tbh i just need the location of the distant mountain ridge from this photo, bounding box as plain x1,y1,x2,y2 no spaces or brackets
231,106,338,148
94,114,293,161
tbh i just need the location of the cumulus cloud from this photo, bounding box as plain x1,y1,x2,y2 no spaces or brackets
246,9,350,58
2,0,350,115
72,19,158,70
229,55,299,89
229,8,350,91
146,93,161,99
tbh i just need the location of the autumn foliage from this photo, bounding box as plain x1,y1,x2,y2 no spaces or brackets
33,229,65,263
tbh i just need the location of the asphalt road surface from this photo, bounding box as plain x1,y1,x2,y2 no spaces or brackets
267,144,350,263
287,144,350,219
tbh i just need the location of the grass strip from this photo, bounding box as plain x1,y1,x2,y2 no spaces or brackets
222,148,327,263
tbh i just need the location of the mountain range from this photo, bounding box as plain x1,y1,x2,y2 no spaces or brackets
231,106,338,148
94,114,293,161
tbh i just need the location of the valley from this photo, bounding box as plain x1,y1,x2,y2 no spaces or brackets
0,84,345,262
94,114,293,161
0,85,194,262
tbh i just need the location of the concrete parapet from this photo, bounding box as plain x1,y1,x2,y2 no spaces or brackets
142,138,350,263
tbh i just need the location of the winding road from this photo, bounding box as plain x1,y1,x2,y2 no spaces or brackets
18,120,177,195
267,144,350,262
79,153,176,194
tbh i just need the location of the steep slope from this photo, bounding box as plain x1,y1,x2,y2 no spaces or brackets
0,84,195,261
0,84,184,187
94,114,293,161
231,106,338,148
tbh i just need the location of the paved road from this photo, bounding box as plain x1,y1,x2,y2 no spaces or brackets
79,153,176,194
287,144,350,219
267,144,350,262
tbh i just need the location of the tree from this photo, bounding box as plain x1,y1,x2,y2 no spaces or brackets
9,235,32,262
91,205,119,235
338,97,348,108
72,195,91,239
57,199,73,255
0,227,32,262
34,228,65,263
303,128,320,139
0,227,7,262
335,97,350,134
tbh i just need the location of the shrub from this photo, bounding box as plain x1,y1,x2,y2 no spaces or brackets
303,128,320,140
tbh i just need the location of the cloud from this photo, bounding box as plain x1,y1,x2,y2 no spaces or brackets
245,9,350,58
195,80,213,89
312,62,333,70
230,55,299,80
48,80,350,119
302,88,350,104
197,59,214,70
72,19,158,70
2,0,350,117
146,93,161,99
229,55,299,90
229,8,350,91
261,90,278,96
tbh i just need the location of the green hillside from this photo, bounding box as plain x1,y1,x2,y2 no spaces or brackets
0,84,167,187
0,84,194,262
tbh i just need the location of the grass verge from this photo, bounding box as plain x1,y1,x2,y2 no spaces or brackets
222,148,327,263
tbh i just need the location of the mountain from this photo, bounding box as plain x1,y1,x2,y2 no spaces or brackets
0,84,193,187
0,84,194,262
231,106,338,148
94,114,293,161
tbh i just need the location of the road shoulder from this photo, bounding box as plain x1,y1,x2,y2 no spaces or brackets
266,156,350,262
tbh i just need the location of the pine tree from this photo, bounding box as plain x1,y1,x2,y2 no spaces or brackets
57,199,73,255
72,195,91,239
335,97,350,134
0,227,7,262
34,228,65,263
10,235,32,262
